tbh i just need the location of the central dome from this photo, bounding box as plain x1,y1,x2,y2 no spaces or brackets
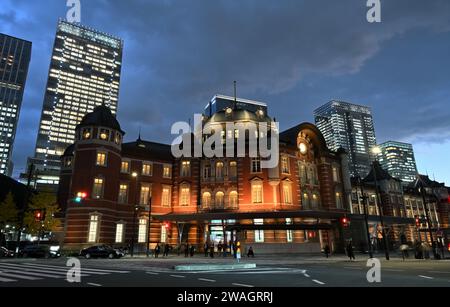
77,104,124,133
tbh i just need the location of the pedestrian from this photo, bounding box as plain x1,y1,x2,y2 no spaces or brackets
247,246,255,258
204,242,209,257
190,245,195,257
346,241,355,261
324,245,330,258
154,243,161,259
209,243,215,258
163,244,170,257
236,242,242,263
217,242,223,257
184,243,189,258
222,242,228,257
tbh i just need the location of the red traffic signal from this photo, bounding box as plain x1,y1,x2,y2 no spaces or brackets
75,192,88,203
164,222,171,229
34,210,44,222
415,217,421,228
341,217,350,227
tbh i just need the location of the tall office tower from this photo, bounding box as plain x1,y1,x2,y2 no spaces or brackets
378,141,418,184
25,20,123,190
314,100,377,178
0,34,32,176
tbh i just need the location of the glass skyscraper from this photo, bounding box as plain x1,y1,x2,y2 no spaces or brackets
314,100,377,178
0,34,32,176
378,141,418,184
25,20,123,190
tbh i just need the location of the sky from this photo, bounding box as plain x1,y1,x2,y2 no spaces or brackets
1,0,450,184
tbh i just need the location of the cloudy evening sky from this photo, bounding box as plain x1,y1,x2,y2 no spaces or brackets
1,0,450,184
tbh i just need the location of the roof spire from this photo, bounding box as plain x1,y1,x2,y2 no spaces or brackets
137,126,142,142
233,81,237,110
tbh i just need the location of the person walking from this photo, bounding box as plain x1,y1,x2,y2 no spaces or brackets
209,243,215,258
222,242,228,258
154,243,161,259
346,241,355,261
163,244,170,257
204,242,209,257
247,246,255,258
324,245,330,258
190,245,195,257
236,242,242,263
184,243,189,258
217,242,223,257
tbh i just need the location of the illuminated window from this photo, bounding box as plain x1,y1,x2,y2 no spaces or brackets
99,129,110,141
332,167,340,183
96,152,107,166
302,193,310,209
82,128,92,140
88,215,99,243
142,163,153,176
202,192,212,208
254,219,264,243
281,156,290,174
92,178,104,199
114,133,121,145
161,226,167,243
229,191,238,208
163,165,172,178
336,192,343,209
115,223,124,243
162,187,171,207
215,192,225,207
312,194,320,209
180,186,190,206
283,183,293,204
138,219,147,243
216,162,224,179
252,181,263,204
118,184,128,204
140,185,151,205
229,161,237,178
121,161,130,173
181,161,191,177
203,164,211,179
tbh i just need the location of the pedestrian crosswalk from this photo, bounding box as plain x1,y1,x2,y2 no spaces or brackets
0,262,130,284
146,266,307,275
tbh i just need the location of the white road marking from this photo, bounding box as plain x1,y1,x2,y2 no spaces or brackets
24,263,130,274
170,275,186,278
313,280,325,285
0,272,41,280
232,283,255,288
429,271,450,274
87,283,102,287
384,269,404,272
418,275,434,280
198,278,216,283
0,276,15,282
0,268,62,279
146,272,159,275
0,264,89,277
304,274,311,278
344,266,362,270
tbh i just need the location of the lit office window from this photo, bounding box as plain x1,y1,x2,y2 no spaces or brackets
140,185,151,205
163,165,172,178
96,152,107,166
283,183,293,204
180,186,190,206
88,215,99,243
92,178,104,199
254,219,264,243
121,161,130,173
162,187,171,207
252,182,263,204
281,156,290,174
115,223,124,243
181,161,191,177
118,184,128,204
138,219,147,243
142,163,153,176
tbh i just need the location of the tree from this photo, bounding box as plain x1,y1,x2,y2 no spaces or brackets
0,192,19,231
24,193,61,237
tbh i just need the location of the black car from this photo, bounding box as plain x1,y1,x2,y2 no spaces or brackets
18,245,61,258
79,245,121,259
0,247,15,258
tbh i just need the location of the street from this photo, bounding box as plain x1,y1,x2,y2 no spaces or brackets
1,254,450,287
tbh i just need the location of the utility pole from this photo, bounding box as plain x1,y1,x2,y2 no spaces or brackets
15,164,34,256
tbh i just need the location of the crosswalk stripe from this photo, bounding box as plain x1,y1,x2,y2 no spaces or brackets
0,265,90,277
18,264,109,275
0,268,63,279
0,272,41,281
24,263,130,274
0,277,15,282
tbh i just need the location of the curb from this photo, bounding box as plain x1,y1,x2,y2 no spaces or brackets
174,263,257,271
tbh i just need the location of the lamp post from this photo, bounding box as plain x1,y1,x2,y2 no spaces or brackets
357,176,373,259
130,172,139,257
371,146,390,261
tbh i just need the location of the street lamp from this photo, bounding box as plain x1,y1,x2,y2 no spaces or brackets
357,176,373,259
130,172,139,257
371,146,390,261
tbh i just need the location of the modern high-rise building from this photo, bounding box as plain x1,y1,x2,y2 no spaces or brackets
314,100,377,178
377,141,418,184
25,20,123,190
0,34,32,176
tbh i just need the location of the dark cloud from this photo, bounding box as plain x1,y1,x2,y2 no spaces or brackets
1,0,450,179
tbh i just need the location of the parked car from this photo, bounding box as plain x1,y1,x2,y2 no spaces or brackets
79,245,122,259
18,245,61,258
0,247,15,258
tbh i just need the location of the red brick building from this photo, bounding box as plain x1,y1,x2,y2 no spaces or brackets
59,102,448,255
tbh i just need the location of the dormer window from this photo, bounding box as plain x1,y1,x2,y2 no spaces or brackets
82,128,92,140
114,133,122,145
257,109,265,117
100,129,110,141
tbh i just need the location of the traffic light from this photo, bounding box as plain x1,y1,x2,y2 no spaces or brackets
34,210,45,222
75,192,88,203
415,216,421,228
341,217,350,228
164,222,171,229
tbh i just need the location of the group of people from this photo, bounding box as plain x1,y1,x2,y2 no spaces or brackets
153,243,172,258
203,241,256,259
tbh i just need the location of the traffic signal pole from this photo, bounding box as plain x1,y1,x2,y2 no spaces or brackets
15,164,34,257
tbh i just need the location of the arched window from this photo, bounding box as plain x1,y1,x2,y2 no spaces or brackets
302,192,310,210
216,162,224,179
283,182,293,204
215,192,225,208
202,192,212,208
229,191,238,208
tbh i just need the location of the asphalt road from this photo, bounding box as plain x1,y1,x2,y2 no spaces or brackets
1,255,450,287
